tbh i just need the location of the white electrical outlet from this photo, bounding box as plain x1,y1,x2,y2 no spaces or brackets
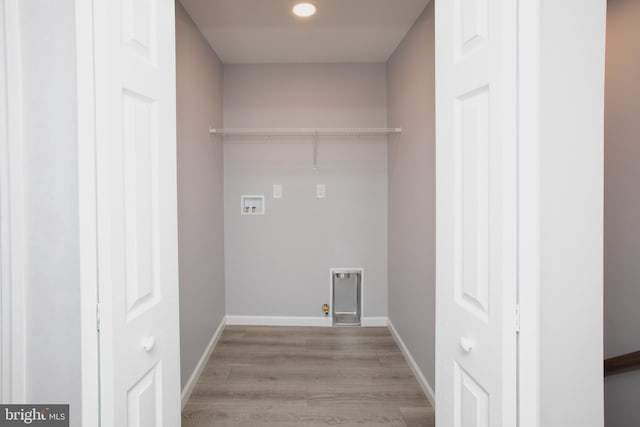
316,184,326,199
273,184,282,199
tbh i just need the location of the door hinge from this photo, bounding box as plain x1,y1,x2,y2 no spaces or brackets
96,302,101,331
515,304,520,333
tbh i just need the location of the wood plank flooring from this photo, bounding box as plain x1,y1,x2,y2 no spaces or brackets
182,326,435,427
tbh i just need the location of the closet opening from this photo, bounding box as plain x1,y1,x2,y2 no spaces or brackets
176,0,437,424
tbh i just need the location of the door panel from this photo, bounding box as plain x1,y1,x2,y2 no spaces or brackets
455,363,489,427
455,86,490,323
122,90,161,321
122,0,157,63
127,362,162,427
455,0,488,60
435,0,517,424
94,0,180,425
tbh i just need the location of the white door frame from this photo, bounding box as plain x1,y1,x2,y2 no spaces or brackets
0,0,101,416
75,0,101,425
515,1,606,426
0,0,25,404
516,1,541,424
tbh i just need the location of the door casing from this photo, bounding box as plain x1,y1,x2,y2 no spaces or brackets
0,0,25,405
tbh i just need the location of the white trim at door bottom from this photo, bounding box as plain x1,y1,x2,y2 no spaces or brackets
388,319,436,408
181,317,226,409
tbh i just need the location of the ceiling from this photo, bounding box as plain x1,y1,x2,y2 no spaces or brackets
178,0,430,64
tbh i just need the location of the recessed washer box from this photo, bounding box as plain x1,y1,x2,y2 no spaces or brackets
241,195,265,215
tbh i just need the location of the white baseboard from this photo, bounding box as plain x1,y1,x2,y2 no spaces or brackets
387,319,436,408
361,317,388,327
225,315,389,327
226,315,333,327
181,317,226,408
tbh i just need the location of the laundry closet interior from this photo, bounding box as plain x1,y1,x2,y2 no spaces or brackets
175,0,436,402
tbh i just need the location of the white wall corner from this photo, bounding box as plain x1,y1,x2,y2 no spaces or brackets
181,317,226,409
388,319,436,407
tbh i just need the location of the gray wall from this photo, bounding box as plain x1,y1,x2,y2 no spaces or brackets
538,0,606,424
176,1,226,390
386,2,436,389
223,64,388,320
18,1,82,424
604,0,640,425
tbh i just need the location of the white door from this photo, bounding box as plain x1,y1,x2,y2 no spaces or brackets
435,0,517,425
93,0,181,425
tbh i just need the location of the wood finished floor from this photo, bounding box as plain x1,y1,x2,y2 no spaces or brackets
182,326,435,427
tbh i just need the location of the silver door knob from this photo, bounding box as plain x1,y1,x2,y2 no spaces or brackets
459,336,473,353
142,336,156,352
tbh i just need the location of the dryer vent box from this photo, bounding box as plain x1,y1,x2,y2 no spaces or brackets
332,269,362,326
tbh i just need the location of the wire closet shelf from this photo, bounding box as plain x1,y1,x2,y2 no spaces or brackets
208,127,402,137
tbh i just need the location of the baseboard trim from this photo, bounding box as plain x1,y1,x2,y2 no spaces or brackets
225,315,332,327
387,319,436,407
181,316,226,408
361,317,388,327
225,315,389,327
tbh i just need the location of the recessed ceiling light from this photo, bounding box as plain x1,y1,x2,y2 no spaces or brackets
292,2,317,18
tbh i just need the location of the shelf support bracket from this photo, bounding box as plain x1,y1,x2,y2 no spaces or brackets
312,132,319,170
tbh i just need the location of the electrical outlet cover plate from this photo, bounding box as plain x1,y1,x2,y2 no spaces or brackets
273,184,282,199
316,184,326,198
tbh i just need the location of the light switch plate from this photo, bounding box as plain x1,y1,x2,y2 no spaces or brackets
316,184,326,199
273,184,282,199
